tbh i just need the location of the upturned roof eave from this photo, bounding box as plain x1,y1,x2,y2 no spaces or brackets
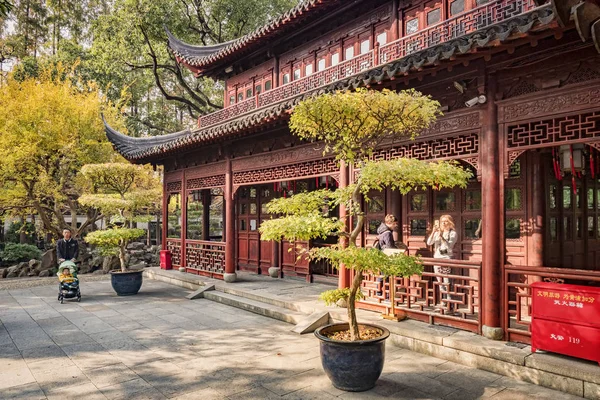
108,5,556,164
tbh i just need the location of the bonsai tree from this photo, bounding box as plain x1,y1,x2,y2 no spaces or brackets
260,89,472,341
79,163,161,271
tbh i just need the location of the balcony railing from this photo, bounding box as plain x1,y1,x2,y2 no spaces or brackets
198,0,538,130
185,240,226,278
356,258,482,333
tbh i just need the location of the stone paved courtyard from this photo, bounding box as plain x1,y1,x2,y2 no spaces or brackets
0,279,580,399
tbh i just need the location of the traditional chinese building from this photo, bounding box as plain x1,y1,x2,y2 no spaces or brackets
105,0,600,342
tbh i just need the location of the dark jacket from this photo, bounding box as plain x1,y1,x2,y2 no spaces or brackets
377,223,396,249
57,238,79,261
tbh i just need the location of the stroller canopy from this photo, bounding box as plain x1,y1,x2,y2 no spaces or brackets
57,261,78,277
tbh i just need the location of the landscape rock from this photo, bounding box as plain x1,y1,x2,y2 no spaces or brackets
129,250,145,258
6,271,17,278
89,255,103,269
1,268,7,278
41,249,57,270
29,259,42,270
78,263,91,274
93,269,106,275
18,268,30,277
127,242,145,251
128,262,147,270
102,255,120,273
38,270,51,277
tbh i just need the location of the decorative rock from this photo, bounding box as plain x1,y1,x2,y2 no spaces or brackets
129,250,145,257
90,255,103,269
18,269,28,277
127,242,145,251
41,249,57,270
78,263,91,274
128,262,147,270
38,270,51,277
93,269,106,275
268,267,280,278
29,259,41,269
1,268,7,278
102,255,120,273
6,272,17,278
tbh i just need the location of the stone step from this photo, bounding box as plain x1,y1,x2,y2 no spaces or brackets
215,286,312,314
203,290,307,325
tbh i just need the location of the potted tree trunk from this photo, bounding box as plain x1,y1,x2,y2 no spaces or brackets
260,89,471,392
80,162,161,296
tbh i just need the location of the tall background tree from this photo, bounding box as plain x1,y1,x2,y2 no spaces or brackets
0,64,122,239
0,0,297,136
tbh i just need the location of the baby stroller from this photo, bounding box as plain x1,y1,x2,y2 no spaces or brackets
57,261,81,303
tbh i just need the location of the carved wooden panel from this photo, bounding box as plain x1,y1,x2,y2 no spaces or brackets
166,181,182,193
233,158,338,185
371,132,479,162
506,111,600,150
421,112,481,137
499,86,600,123
232,143,325,172
186,162,227,179
165,171,183,183
186,175,226,190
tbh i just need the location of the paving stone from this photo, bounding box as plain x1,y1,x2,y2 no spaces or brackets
44,381,108,400
0,358,36,390
83,362,140,388
20,343,67,362
0,382,47,399
31,363,88,391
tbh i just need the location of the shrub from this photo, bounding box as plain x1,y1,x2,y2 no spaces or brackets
1,243,42,263
4,221,36,244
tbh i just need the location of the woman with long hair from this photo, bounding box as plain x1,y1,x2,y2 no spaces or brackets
427,214,458,312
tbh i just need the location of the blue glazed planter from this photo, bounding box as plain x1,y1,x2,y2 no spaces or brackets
110,269,143,296
314,323,390,392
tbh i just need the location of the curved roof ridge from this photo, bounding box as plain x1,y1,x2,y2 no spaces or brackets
102,115,191,158
166,0,341,74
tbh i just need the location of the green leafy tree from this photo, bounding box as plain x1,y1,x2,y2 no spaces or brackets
88,0,297,136
80,163,161,271
0,0,12,18
260,89,472,341
0,64,121,239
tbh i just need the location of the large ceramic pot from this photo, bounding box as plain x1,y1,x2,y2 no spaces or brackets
314,323,390,392
110,269,143,296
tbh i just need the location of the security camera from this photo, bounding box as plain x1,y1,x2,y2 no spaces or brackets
465,95,487,108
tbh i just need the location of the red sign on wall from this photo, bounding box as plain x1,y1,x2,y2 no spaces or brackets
531,282,600,365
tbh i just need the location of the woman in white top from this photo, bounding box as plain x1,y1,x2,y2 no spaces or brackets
427,215,458,311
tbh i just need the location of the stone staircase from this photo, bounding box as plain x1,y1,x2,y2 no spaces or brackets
144,267,600,399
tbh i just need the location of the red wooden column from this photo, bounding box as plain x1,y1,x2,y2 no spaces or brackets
161,179,167,251
338,161,351,289
481,74,503,340
224,156,237,282
529,151,544,267
181,170,187,270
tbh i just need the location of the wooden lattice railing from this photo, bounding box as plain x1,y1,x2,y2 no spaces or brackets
185,240,226,278
380,0,536,63
197,0,539,129
356,258,482,333
503,264,600,344
166,239,182,267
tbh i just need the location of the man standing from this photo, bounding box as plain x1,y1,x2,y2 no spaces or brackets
57,228,79,263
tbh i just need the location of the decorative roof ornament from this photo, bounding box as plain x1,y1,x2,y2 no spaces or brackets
165,0,342,77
